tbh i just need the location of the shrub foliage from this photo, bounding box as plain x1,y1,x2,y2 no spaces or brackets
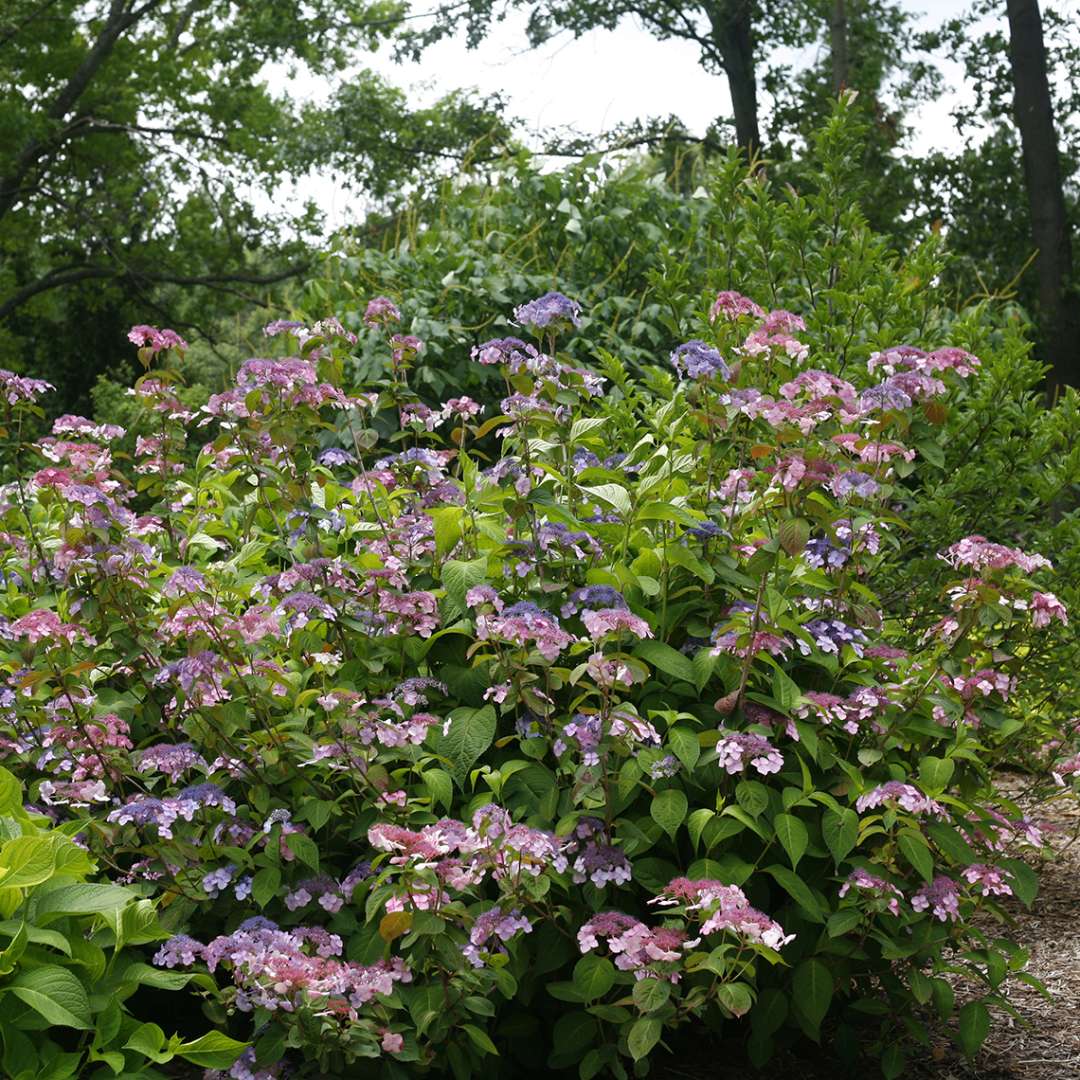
1,106,1078,1080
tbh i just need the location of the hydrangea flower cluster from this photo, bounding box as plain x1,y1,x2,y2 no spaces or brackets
0,286,1068,1079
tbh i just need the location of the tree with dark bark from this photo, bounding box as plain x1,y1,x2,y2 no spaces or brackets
0,0,511,410
1005,0,1077,393
398,1,831,157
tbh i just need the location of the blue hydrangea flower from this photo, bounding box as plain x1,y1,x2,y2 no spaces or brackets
670,340,731,381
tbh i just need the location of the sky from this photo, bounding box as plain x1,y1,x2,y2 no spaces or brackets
266,0,995,229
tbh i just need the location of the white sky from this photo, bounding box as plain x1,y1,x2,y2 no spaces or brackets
265,0,1006,229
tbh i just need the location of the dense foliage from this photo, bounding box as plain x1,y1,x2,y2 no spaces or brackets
300,108,1080,727
2,113,1079,1076
0,766,246,1077
0,0,509,413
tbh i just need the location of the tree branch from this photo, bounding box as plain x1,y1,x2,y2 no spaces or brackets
0,0,165,221
0,261,310,322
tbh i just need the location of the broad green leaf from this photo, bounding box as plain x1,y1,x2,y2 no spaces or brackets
735,780,770,818
580,483,632,516
918,755,955,793
650,789,688,840
423,768,454,813
442,557,488,611
716,982,754,1018
251,867,280,909
826,909,862,937
462,1023,499,1055
898,831,934,884
573,954,615,1000
176,1031,250,1070
627,1017,662,1061
632,978,670,1013
765,864,826,922
822,808,858,865
686,808,714,852
773,814,808,870
771,669,801,710
1001,858,1038,908
792,959,833,1034
633,641,695,683
926,822,977,865
124,1023,173,1064
34,883,136,921
956,1001,990,1058
0,835,59,889
666,726,700,770
285,833,319,871
429,706,497,787
8,964,92,1029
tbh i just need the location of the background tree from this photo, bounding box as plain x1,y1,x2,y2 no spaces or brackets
399,0,836,155
915,0,1079,391
1005,0,1077,393
0,0,511,411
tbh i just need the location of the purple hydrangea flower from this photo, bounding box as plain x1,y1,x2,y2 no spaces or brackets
670,340,731,381
513,292,582,332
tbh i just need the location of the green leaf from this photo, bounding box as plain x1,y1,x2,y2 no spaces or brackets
627,1017,662,1061
8,964,92,1029
462,1023,499,1056
898,831,934,884
633,641,695,683
751,987,788,1035
765,864,826,922
773,814,808,870
822,808,858,865
650,788,688,840
691,649,716,692
442,557,488,611
736,781,769,818
124,1023,173,1064
1001,858,1038,908
423,768,454,813
956,1001,990,1058
686,808,714,852
792,959,833,1034
428,506,465,556
778,518,810,556
429,706,497,787
632,979,671,1013
580,483,632,516
926,822,977,865
667,726,700,770
881,1044,906,1080
0,835,60,889
918,755,955,793
573,954,615,1001
827,909,862,937
251,867,280,909
34,883,136,921
771,669,801,710
176,1031,250,1070
0,768,22,817
716,982,754,1018
285,833,319,871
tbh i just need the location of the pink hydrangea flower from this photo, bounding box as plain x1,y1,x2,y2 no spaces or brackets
911,876,960,921
855,781,943,817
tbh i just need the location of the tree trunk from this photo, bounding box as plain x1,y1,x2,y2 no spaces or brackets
830,0,849,94
709,1,761,155
1005,0,1077,393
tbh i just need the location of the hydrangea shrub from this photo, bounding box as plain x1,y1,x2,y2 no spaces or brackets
0,284,1071,1079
